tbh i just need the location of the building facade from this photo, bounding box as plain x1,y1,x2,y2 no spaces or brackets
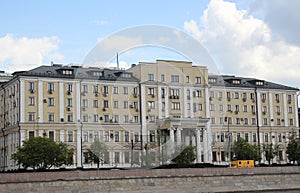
0,60,298,170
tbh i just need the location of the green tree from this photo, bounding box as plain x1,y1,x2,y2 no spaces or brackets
232,138,260,161
12,137,73,170
171,145,196,166
87,139,108,170
262,143,276,165
286,130,300,165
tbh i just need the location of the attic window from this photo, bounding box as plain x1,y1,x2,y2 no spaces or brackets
62,70,73,75
93,71,103,77
255,81,264,86
122,73,132,78
232,80,241,85
208,78,217,84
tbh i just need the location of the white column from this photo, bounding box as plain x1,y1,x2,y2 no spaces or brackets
77,128,82,167
169,128,175,153
294,94,299,128
269,92,274,121
256,90,262,127
60,130,65,142
205,87,210,118
196,128,201,163
176,128,182,145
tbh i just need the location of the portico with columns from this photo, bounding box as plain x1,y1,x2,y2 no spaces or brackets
157,117,211,164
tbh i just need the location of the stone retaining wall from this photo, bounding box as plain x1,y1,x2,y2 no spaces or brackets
1,167,300,192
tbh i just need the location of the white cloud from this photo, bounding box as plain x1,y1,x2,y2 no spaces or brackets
184,0,300,87
0,34,63,73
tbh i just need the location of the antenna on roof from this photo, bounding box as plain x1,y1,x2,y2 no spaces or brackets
116,52,119,70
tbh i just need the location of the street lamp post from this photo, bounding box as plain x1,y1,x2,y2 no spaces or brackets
80,121,83,169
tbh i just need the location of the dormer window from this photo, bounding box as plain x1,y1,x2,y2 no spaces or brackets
122,73,132,78
93,71,103,77
232,80,241,85
62,70,73,75
208,78,217,84
255,81,264,86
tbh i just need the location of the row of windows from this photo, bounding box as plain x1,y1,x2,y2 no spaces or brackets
215,132,286,143
148,74,202,84
28,130,156,143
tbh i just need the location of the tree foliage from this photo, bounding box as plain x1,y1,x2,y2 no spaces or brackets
262,143,277,165
171,145,196,166
232,138,260,161
12,137,74,170
87,139,108,170
286,130,300,165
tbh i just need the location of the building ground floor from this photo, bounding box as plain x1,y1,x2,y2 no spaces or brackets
0,120,296,171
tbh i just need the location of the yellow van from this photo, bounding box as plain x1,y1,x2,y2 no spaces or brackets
231,160,254,168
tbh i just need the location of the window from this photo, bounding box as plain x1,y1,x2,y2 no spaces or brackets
67,84,73,92
289,119,294,126
28,82,35,91
148,74,154,81
83,132,88,142
243,105,248,112
48,113,55,122
170,88,180,97
218,91,223,98
67,98,72,107
83,99,88,108
161,74,165,82
104,131,109,142
48,98,54,106
264,133,269,142
251,118,256,125
251,105,256,113
124,101,129,109
113,115,119,123
208,78,216,84
276,106,280,114
275,94,280,102
211,117,216,124
227,104,232,112
148,87,155,95
48,83,54,92
82,85,88,93
83,114,88,122
93,114,99,122
237,133,241,140
288,94,292,103
125,131,130,142
93,85,98,93
262,106,267,114
124,115,129,123
28,97,35,106
123,87,128,94
103,100,109,108
210,104,215,111
242,93,247,100
252,133,256,142
262,93,266,101
124,152,130,163
244,118,248,125
245,133,249,142
172,102,180,110
227,92,231,99
276,118,281,125
186,76,190,83
195,77,201,84
194,90,202,97
263,118,268,125
133,116,139,123
29,131,35,138
113,101,119,109
220,132,225,142
288,107,293,113
232,80,241,84
93,100,99,108
278,133,282,142
115,152,120,164
115,131,119,142
148,101,155,109
236,118,241,125
67,114,73,122
94,131,99,141
234,92,239,99
150,131,156,142
235,105,240,112
210,91,215,98
250,93,255,100
67,131,73,142
113,86,118,94
104,115,109,122
28,112,35,121
219,104,223,112
134,132,139,142
103,86,109,94
49,131,54,140
171,75,179,83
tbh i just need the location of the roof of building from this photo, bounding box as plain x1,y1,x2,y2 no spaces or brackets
208,75,299,91
12,65,140,82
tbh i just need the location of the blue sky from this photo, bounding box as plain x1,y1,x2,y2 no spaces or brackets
1,0,300,88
